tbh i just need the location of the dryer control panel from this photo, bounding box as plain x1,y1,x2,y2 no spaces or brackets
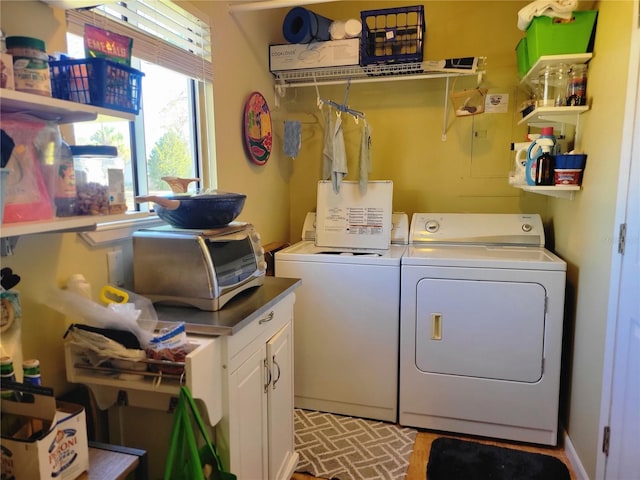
409,213,545,247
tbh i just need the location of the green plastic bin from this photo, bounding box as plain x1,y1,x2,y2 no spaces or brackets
516,37,530,78
526,10,598,66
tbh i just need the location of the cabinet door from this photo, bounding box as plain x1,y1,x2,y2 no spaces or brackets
228,346,268,479
267,321,295,480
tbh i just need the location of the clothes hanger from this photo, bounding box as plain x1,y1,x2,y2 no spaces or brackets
314,77,366,122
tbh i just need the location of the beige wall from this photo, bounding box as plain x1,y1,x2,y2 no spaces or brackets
551,1,632,476
282,0,552,242
197,1,292,245
1,1,632,478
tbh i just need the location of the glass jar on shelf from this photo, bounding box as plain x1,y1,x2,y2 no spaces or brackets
537,64,569,107
566,63,588,106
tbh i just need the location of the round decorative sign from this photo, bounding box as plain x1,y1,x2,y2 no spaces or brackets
243,91,272,165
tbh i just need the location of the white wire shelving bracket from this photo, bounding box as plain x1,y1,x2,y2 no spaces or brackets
272,61,485,141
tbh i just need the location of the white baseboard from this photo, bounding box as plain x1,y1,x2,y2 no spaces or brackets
563,429,590,480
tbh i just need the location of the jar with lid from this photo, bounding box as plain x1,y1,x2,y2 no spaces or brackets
22,359,41,386
1,356,17,399
566,63,588,106
71,145,126,215
5,36,51,96
537,64,568,107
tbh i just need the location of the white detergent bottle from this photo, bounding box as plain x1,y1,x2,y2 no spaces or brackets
510,141,531,185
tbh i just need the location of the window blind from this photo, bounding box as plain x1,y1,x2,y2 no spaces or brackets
66,0,212,82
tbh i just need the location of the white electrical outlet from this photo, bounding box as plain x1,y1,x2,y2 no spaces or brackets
107,248,125,286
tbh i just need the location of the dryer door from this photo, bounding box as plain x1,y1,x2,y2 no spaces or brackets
415,277,546,382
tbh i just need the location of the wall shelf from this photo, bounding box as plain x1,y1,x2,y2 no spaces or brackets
273,60,486,141
516,184,580,199
0,88,136,123
512,54,592,200
272,62,483,89
1,88,141,254
229,0,336,12
520,53,593,86
0,212,154,239
518,105,589,126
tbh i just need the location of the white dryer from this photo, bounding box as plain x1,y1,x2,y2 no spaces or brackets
399,213,566,445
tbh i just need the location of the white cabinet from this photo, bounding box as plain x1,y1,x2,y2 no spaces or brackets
266,321,295,480
217,292,298,480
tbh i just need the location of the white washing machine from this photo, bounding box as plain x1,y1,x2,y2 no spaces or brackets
276,240,405,422
399,213,567,445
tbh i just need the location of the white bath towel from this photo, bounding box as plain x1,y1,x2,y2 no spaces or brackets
331,113,347,194
322,107,334,180
517,0,577,31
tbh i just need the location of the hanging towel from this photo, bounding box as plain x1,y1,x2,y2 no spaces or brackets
331,113,347,194
322,106,334,180
283,120,302,158
517,0,577,31
359,121,372,194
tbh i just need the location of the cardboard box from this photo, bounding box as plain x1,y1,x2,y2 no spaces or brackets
108,168,127,214
269,39,360,72
1,384,89,480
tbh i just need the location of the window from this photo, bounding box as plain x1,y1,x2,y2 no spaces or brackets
64,0,213,212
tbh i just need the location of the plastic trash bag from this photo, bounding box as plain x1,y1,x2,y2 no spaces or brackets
44,286,157,347
64,324,146,366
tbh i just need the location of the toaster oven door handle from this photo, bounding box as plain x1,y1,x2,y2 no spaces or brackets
259,310,275,324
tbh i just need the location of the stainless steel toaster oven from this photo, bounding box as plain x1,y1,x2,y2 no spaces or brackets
132,223,266,311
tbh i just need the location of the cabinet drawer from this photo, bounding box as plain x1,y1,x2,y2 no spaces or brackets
64,334,223,426
224,293,294,371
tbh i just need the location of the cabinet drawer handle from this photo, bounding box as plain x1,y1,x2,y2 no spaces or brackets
272,355,281,390
259,311,274,324
264,358,272,393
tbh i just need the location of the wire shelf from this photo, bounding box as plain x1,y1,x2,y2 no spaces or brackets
272,58,486,89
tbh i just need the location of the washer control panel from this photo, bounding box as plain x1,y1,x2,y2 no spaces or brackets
409,213,545,247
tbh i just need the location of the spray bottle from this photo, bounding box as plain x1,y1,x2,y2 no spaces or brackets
534,138,556,186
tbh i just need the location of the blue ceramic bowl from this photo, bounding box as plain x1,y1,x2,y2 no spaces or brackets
153,193,246,229
555,154,587,169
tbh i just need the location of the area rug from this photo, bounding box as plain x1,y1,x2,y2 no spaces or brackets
426,437,571,480
294,409,417,480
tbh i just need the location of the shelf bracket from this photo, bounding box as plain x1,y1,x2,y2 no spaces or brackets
275,81,286,99
442,77,451,141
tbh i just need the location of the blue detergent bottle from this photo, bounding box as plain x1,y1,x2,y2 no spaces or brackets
525,127,557,186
